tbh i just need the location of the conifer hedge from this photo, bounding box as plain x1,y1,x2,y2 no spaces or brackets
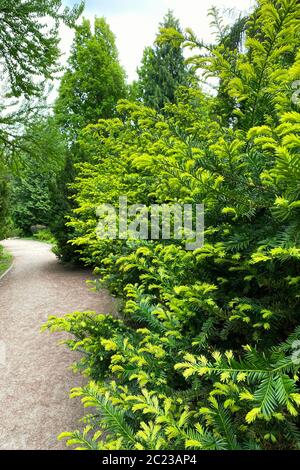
44,0,300,450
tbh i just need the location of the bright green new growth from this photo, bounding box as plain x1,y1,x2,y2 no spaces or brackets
0,0,84,98
44,0,300,450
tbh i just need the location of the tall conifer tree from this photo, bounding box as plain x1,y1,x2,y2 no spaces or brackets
136,10,194,111
53,17,127,261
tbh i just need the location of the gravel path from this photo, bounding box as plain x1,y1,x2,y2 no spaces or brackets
0,239,113,450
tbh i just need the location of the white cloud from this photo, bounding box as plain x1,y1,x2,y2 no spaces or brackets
58,0,255,89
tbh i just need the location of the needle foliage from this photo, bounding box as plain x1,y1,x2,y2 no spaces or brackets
44,0,300,450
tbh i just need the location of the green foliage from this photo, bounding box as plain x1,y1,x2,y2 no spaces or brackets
0,1,82,240
12,171,54,235
0,0,83,97
0,166,10,239
136,11,195,111
55,16,127,144
11,116,66,234
44,0,300,450
33,228,56,245
53,16,127,262
0,244,12,275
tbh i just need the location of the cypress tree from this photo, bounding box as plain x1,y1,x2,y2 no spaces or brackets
136,10,194,111
52,17,127,261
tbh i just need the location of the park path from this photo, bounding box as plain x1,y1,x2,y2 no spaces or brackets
0,238,114,450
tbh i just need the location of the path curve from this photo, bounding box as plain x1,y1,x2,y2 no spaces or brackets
0,239,113,450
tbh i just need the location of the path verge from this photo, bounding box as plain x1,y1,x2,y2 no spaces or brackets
0,244,13,280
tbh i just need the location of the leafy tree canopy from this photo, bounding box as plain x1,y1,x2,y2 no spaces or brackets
0,0,84,98
10,115,67,234
44,0,300,450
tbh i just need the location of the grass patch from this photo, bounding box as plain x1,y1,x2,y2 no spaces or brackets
0,245,13,277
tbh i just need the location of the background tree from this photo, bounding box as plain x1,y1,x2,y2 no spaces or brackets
11,117,66,234
0,165,10,239
136,10,194,111
55,17,127,144
0,0,83,240
52,17,127,261
0,0,84,98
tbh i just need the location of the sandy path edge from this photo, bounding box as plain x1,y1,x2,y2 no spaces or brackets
0,239,114,450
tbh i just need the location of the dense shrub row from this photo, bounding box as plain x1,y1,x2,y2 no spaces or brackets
44,0,300,449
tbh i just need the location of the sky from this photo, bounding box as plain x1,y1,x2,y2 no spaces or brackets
60,0,256,83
